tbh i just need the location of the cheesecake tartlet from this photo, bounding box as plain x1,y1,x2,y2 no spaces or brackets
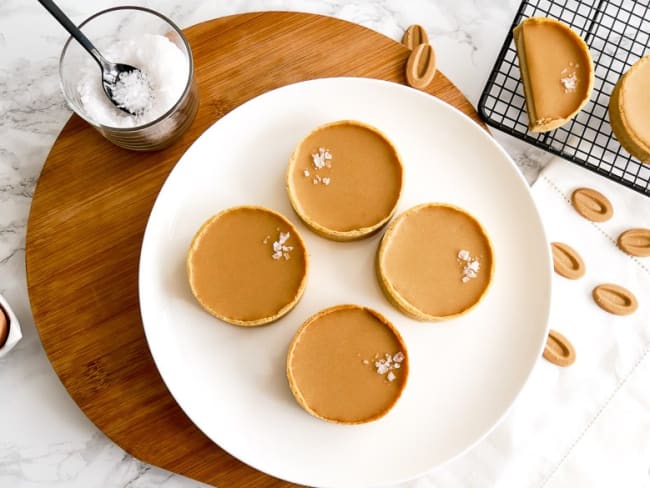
609,54,650,163
513,17,594,132
286,120,403,241
376,203,494,321
187,206,308,326
286,304,408,424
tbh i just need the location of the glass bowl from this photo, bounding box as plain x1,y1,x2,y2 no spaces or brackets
59,7,198,151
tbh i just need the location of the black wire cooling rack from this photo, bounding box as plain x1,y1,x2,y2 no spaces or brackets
478,0,650,197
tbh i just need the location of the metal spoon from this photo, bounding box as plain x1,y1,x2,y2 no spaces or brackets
38,0,148,116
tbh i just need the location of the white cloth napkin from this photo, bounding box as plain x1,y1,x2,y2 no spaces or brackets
421,158,650,488
0,293,22,358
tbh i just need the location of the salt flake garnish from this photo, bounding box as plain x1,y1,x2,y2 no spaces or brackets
458,249,481,283
561,72,577,93
375,360,391,375
271,231,293,260
303,169,310,177
458,249,470,261
322,177,331,186
311,148,332,169
369,351,405,381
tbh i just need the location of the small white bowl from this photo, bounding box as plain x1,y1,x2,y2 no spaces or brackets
0,294,22,358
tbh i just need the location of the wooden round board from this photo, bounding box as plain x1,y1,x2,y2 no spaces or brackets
26,12,485,488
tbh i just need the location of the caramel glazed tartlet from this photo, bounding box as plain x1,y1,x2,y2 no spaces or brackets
609,54,650,163
287,304,409,424
513,17,594,132
187,206,308,326
286,120,403,241
377,203,494,321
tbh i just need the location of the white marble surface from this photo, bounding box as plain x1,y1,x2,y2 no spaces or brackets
0,1,556,487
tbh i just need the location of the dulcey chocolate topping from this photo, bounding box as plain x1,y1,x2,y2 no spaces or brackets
377,204,493,320
187,206,308,326
287,305,408,424
287,121,403,239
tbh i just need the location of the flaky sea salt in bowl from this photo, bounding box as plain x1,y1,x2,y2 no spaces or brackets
59,7,198,151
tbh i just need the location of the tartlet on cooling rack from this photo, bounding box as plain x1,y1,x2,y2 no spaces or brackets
609,54,650,164
513,17,594,132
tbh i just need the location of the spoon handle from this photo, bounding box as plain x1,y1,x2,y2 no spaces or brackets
37,0,108,69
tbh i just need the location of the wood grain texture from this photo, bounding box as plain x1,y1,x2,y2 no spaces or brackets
26,12,484,488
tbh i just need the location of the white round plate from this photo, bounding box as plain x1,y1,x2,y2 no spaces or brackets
139,77,551,487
